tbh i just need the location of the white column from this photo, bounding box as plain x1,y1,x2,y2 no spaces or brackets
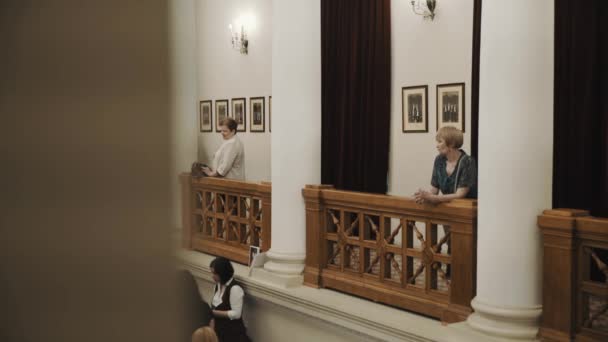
466,2,554,340
168,0,199,232
259,0,321,287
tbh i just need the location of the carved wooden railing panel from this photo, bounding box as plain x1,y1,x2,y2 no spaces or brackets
180,173,271,265
538,209,608,342
303,185,477,323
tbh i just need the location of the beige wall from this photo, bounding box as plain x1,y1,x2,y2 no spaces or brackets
196,0,272,182
0,1,181,341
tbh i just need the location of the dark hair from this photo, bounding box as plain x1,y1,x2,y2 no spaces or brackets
219,117,237,133
209,257,234,284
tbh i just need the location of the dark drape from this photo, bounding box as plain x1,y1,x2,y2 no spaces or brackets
321,0,391,194
470,0,482,160
553,0,608,217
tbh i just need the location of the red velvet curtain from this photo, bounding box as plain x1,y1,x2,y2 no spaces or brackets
553,0,608,217
321,0,391,194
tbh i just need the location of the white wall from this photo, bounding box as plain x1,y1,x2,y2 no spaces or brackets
196,0,272,182
388,0,474,196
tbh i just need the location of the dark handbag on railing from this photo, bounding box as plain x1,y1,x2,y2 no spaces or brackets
191,162,208,178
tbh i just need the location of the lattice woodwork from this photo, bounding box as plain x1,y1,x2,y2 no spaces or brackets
538,209,608,342
181,174,271,265
303,185,477,323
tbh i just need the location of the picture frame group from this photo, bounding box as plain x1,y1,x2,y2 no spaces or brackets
401,82,465,133
199,96,271,133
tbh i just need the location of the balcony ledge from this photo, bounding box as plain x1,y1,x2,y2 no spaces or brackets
178,249,508,342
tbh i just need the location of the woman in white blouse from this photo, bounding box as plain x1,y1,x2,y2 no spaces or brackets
209,257,251,342
203,118,245,180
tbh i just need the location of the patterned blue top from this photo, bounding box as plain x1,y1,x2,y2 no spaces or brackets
431,150,478,199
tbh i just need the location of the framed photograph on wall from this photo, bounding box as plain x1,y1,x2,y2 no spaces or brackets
250,97,265,132
215,99,229,132
436,83,465,132
231,97,246,132
269,96,272,132
402,85,428,133
199,100,212,132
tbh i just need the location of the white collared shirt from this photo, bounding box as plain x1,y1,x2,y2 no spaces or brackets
211,278,244,320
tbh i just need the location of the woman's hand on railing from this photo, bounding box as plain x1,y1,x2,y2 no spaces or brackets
414,188,470,204
414,189,436,204
202,166,218,177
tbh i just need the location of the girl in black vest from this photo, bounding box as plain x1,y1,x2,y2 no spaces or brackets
209,257,251,342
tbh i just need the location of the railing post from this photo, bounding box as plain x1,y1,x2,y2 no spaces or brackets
260,182,272,252
443,220,476,323
302,185,333,288
180,173,193,249
537,209,588,341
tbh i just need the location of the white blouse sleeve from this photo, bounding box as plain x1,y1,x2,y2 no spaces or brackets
227,285,244,320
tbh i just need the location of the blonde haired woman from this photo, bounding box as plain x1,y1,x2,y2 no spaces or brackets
414,126,477,204
192,327,218,342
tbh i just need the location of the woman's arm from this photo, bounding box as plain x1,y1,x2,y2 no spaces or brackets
413,186,439,203
418,187,470,204
211,309,230,319
202,166,219,177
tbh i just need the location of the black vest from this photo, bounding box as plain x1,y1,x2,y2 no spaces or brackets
212,280,251,342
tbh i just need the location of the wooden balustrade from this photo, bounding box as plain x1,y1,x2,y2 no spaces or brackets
303,185,477,323
180,173,271,265
538,209,608,342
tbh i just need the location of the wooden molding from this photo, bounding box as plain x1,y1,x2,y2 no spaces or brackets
538,208,608,342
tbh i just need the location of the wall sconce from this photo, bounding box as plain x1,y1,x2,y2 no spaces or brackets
410,0,436,20
229,24,248,55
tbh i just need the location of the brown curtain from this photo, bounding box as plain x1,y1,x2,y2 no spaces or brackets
470,0,482,160
321,0,391,194
553,0,608,217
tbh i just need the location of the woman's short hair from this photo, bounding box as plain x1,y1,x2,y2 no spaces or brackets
219,118,237,132
192,326,218,342
209,257,234,284
436,126,464,149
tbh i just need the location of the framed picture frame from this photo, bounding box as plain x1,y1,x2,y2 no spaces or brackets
248,245,260,267
215,99,229,132
269,96,272,132
401,85,428,133
436,83,465,132
199,100,212,132
231,97,246,132
250,97,265,132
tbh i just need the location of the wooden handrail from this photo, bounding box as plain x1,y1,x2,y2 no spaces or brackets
180,173,271,265
303,184,477,323
538,209,608,342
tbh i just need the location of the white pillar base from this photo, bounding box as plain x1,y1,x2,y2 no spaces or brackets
253,251,305,288
264,251,305,275
466,298,542,341
251,267,303,289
